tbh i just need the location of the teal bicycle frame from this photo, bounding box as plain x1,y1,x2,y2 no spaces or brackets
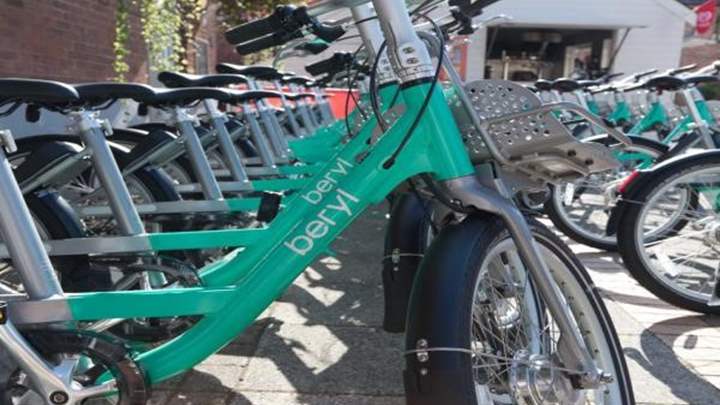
22,82,473,384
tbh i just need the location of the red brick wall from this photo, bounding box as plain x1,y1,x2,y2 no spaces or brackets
0,0,143,81
681,43,720,68
0,0,230,83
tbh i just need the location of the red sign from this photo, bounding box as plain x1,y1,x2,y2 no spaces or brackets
696,0,717,36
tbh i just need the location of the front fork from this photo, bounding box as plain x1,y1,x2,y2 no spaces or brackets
444,175,607,388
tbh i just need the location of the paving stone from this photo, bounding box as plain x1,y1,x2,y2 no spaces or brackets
166,207,720,404
269,281,385,327
619,333,720,404
237,322,404,396
230,392,404,405
166,392,230,404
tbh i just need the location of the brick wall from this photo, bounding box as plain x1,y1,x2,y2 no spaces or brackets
0,0,238,83
681,43,720,67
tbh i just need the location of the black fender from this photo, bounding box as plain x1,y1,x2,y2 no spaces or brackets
607,149,720,236
12,139,86,190
404,214,497,404
381,192,431,333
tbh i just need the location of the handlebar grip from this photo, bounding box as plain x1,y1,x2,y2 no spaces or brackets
225,6,294,45
312,23,345,42
306,52,352,76
295,40,329,55
235,33,289,56
633,68,658,81
604,72,624,83
667,64,697,76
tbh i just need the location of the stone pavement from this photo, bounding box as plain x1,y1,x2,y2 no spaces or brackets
152,206,720,404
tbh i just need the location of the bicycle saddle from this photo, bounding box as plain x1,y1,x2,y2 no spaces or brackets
74,82,156,105
533,79,553,92
684,74,720,86
158,71,249,88
216,63,285,81
149,87,233,106
225,89,288,103
578,79,603,88
284,91,321,100
281,75,316,87
0,78,79,105
551,78,582,93
643,75,686,92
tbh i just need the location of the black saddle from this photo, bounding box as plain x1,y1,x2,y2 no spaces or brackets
150,87,232,106
216,64,284,81
74,83,156,105
157,72,249,89
551,78,582,93
226,89,286,103
534,79,553,92
281,75,316,87
643,75,687,92
578,79,603,88
0,78,79,105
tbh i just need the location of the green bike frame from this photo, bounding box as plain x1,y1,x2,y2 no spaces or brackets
57,82,473,384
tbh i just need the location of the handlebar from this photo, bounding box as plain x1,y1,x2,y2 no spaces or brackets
295,40,329,55
306,52,354,76
225,6,296,45
225,5,345,56
666,64,697,76
602,72,624,83
631,68,658,82
449,0,503,17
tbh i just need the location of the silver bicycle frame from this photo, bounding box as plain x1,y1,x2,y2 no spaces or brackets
0,131,79,403
172,107,224,200
71,111,146,235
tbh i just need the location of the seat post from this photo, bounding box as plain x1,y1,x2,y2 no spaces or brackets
241,103,277,168
203,99,250,183
288,84,317,133
172,107,224,200
273,80,305,137
247,80,290,160
71,111,146,236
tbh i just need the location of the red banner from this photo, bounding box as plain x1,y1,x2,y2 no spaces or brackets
696,0,717,36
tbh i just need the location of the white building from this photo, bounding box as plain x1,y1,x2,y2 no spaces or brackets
465,0,695,81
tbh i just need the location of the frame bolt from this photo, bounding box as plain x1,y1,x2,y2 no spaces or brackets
50,391,69,404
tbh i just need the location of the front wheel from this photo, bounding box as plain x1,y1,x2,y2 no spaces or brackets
404,216,633,404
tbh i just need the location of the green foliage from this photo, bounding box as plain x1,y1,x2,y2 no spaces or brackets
113,0,207,80
215,0,286,63
139,0,183,73
700,82,720,100
113,0,131,81
214,0,285,28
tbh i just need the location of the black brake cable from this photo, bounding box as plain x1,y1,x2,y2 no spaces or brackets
344,44,368,139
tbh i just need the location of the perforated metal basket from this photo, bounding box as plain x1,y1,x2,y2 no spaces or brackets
451,79,627,184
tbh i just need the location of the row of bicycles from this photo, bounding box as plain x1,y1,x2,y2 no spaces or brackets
0,0,717,403
533,61,720,315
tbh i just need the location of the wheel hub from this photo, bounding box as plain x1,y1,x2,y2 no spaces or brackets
509,350,582,405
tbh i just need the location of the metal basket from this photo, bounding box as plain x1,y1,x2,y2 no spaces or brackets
452,79,627,184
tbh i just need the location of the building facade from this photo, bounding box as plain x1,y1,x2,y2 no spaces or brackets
0,0,240,83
